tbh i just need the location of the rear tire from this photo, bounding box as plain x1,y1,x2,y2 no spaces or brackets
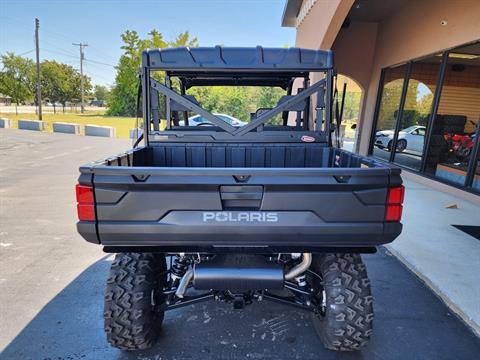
387,141,393,152
310,253,374,351
104,252,167,350
396,139,407,152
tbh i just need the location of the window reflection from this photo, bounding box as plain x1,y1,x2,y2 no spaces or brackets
394,59,440,170
424,43,480,186
372,65,406,163
473,145,480,191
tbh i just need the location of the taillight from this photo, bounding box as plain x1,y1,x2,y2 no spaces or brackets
76,184,95,221
385,185,405,222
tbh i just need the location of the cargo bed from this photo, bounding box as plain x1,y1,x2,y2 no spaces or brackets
77,144,402,252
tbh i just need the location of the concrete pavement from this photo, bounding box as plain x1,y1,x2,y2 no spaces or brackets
388,171,480,336
1,129,479,359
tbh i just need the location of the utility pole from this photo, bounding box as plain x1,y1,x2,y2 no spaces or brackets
35,18,42,120
73,42,88,113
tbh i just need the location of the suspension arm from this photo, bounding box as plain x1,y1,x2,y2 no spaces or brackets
163,293,215,311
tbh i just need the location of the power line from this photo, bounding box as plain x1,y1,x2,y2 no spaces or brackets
2,15,117,89
17,49,36,56
83,68,115,84
81,42,113,59
83,60,112,73
40,49,116,70
41,48,79,60
1,15,115,66
41,39,78,57
84,58,115,67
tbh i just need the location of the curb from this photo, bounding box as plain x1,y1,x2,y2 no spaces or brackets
53,122,81,135
385,244,480,337
18,119,46,131
0,118,12,128
85,124,116,137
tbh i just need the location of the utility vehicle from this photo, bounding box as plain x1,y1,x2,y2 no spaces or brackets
76,46,404,352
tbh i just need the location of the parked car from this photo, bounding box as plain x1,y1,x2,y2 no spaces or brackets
375,125,426,153
90,100,106,107
45,101,63,107
179,113,247,127
76,47,404,353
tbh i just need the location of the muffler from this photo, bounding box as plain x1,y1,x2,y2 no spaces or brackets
174,253,312,298
193,254,284,292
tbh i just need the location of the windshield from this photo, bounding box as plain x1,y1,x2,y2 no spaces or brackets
145,70,329,134
400,126,419,133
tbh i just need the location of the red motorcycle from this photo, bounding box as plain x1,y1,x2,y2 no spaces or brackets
444,124,476,163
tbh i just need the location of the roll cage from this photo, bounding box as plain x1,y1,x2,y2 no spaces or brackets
140,46,335,144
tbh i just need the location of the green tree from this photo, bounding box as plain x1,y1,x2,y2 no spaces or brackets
222,87,250,120
0,52,35,114
170,31,199,47
107,30,199,116
41,60,91,113
256,86,284,124
62,63,92,111
41,61,66,113
94,85,109,101
378,80,404,130
257,87,283,109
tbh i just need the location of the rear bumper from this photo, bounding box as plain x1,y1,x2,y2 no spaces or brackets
78,216,402,251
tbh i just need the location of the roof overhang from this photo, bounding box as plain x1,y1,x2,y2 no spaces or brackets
281,0,302,27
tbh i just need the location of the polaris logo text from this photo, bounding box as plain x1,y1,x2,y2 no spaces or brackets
202,212,279,223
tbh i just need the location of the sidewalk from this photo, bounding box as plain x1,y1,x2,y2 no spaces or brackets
387,171,480,336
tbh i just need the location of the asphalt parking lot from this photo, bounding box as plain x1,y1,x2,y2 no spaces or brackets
1,129,479,360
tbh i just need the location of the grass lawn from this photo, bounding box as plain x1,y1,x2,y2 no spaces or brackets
0,110,138,138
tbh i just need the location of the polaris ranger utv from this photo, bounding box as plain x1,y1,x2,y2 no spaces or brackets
76,46,404,352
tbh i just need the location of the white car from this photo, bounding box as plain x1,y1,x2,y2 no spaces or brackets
375,125,426,153
179,114,247,127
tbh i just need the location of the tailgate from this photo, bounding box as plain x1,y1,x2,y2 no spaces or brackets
79,166,402,250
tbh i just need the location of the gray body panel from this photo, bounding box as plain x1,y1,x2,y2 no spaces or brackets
77,145,403,252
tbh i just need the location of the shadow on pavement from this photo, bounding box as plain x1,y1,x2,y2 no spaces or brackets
2,248,479,360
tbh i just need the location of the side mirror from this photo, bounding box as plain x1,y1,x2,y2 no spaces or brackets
351,124,357,130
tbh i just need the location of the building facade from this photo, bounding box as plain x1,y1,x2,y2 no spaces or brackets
282,0,480,193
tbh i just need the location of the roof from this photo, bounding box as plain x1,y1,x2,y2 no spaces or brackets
281,0,302,27
143,46,333,73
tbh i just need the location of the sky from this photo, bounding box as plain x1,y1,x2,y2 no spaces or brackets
0,0,295,87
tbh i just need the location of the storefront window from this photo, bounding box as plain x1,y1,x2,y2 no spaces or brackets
336,74,362,152
472,148,480,192
424,44,480,186
372,65,407,162
394,58,440,170
370,42,480,192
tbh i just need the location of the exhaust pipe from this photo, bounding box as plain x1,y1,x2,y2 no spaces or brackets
175,253,312,297
284,253,312,280
175,269,194,298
